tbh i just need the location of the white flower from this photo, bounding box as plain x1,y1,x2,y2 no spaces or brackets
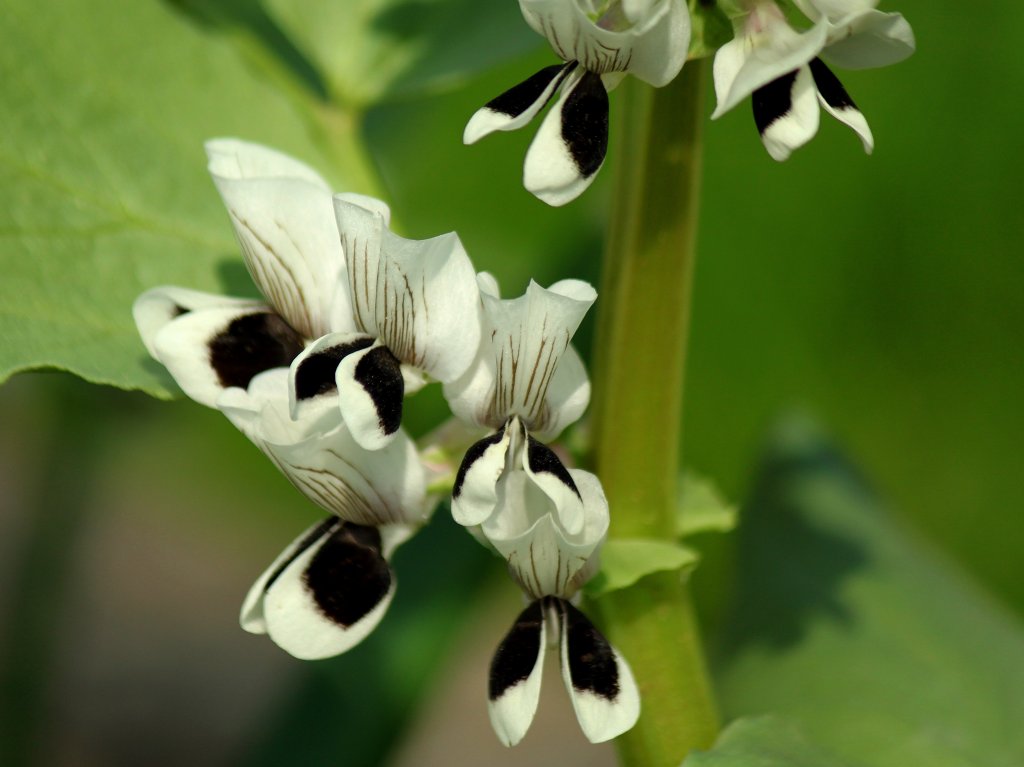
133,140,430,659
712,0,914,160
287,197,482,451
487,594,640,746
464,0,690,206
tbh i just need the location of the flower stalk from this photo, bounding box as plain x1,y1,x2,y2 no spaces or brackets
588,58,720,764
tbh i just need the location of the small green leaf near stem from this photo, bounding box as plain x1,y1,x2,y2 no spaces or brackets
588,58,720,765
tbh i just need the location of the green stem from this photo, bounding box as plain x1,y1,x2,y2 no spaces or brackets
588,59,719,765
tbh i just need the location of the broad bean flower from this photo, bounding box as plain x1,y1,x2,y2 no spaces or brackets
443,277,639,745
465,0,690,206
134,140,435,659
713,0,914,160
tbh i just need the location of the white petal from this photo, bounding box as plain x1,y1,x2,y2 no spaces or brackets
756,65,821,162
259,520,397,660
810,58,874,154
792,0,879,24
488,600,548,747
288,331,376,420
557,599,640,743
241,516,336,633
451,421,514,527
336,342,406,451
524,69,609,206
483,467,608,599
218,372,428,528
210,171,346,339
712,12,829,118
150,306,303,408
205,139,331,189
490,279,596,431
534,344,590,442
518,0,688,85
823,10,915,70
464,64,575,145
522,434,584,536
133,286,261,359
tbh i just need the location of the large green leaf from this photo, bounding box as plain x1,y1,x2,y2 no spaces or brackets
684,716,854,767
715,417,1024,767
0,0,354,397
263,0,541,106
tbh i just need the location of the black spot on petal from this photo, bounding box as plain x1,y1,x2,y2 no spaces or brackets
562,70,609,178
753,69,799,135
526,436,581,499
209,312,304,389
263,517,339,593
560,599,620,700
453,423,508,499
809,57,858,111
485,63,575,118
354,346,404,435
489,600,545,700
304,523,392,628
294,336,375,401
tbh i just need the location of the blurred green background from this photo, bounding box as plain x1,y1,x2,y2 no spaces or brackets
1,0,1022,765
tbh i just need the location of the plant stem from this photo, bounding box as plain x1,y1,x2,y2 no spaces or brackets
588,59,720,765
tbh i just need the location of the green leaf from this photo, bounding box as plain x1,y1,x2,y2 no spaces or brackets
688,0,733,60
684,716,854,767
0,0,354,396
585,538,698,597
678,470,738,538
263,0,541,107
715,417,1024,767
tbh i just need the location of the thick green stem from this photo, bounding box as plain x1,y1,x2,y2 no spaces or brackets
588,59,719,765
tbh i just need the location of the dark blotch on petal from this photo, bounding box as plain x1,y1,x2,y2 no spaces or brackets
809,57,858,111
489,600,545,700
354,346,405,435
303,522,392,628
209,312,304,390
452,422,508,499
561,70,609,178
560,599,620,700
294,336,375,401
263,517,339,593
526,435,581,499
485,63,575,118
753,69,799,135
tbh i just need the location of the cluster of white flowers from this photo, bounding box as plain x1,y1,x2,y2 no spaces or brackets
134,139,637,745
467,0,913,203
134,0,914,749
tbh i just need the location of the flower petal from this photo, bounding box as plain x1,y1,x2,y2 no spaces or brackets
334,342,406,451
451,421,513,527
247,520,397,660
557,599,640,743
753,65,821,162
464,64,576,145
494,280,596,431
809,58,874,154
335,196,482,381
288,331,376,420
483,467,608,599
523,434,584,536
207,143,350,340
524,70,609,206
133,286,262,359
205,138,331,188
536,344,590,443
150,305,303,408
488,599,548,747
823,10,915,70
518,0,688,85
712,12,828,118
218,370,427,528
